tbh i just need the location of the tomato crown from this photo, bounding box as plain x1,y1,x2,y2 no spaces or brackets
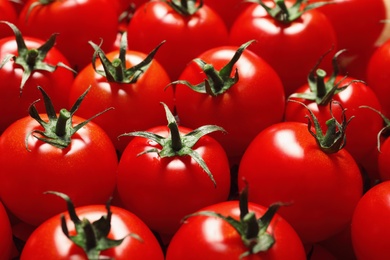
118,102,226,187
0,21,75,96
90,32,164,84
184,184,285,258
162,0,203,16
45,191,142,260
167,40,255,96
26,86,113,150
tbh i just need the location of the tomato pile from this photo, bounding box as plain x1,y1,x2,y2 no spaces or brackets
0,0,389,259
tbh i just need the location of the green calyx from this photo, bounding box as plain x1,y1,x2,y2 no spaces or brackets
90,32,164,84
45,191,142,260
289,99,353,154
246,0,333,23
118,102,226,187
162,0,203,16
184,184,283,258
0,21,75,96
26,86,113,150
289,49,365,106
167,40,255,97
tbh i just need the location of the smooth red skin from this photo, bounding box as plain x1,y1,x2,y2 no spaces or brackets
304,244,337,260
377,137,390,181
69,50,174,154
20,205,165,260
0,202,13,260
18,0,118,71
351,181,390,260
229,2,337,96
174,46,285,164
0,115,118,227
367,38,390,118
206,0,251,29
237,122,363,244
126,1,229,81
166,201,307,260
117,126,231,236
285,76,383,163
0,0,18,38
319,224,357,260
0,36,74,133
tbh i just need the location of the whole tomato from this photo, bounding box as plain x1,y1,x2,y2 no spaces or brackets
0,21,75,133
173,41,285,165
126,0,229,80
229,0,338,96
18,0,118,71
0,201,12,260
69,34,174,154
20,192,164,260
166,186,307,260
351,181,390,260
0,87,118,226
238,108,363,243
117,103,231,237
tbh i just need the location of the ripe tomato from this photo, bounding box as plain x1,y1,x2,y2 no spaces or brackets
0,0,17,38
18,0,118,71
351,181,390,260
0,88,118,226
117,103,231,237
126,0,229,80
0,201,13,260
0,21,74,133
69,35,174,154
173,41,285,165
166,188,307,260
238,120,363,243
229,0,337,96
20,194,164,260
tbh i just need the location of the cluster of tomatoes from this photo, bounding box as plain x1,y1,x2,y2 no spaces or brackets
0,0,390,259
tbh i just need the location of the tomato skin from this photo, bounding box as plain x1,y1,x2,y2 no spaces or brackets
166,201,307,260
18,0,118,71
117,126,231,236
20,205,165,260
0,36,74,133
0,201,13,260
126,1,229,80
174,45,285,164
0,0,18,38
285,76,383,163
69,50,174,154
351,181,390,260
0,115,118,227
238,121,363,244
229,2,337,96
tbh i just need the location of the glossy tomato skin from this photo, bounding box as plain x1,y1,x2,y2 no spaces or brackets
174,45,285,165
206,0,251,29
20,205,165,260
0,115,118,227
238,121,363,244
18,0,118,71
126,1,229,81
377,136,390,181
0,201,13,260
351,181,390,260
69,50,174,154
285,76,383,163
229,2,337,96
0,0,17,38
166,200,307,260
117,126,231,237
0,36,74,133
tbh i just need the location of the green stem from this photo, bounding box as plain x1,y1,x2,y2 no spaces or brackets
55,109,71,137
169,122,183,152
26,49,38,67
204,64,224,94
315,69,327,100
112,58,124,82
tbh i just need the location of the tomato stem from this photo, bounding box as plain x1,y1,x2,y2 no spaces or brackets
55,109,71,137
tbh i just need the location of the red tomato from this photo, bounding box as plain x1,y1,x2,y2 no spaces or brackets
166,200,307,259
173,42,285,165
229,1,337,96
351,181,390,260
0,201,13,260
0,22,74,133
117,104,231,237
126,0,229,80
0,0,17,38
238,121,363,243
18,0,118,71
0,89,118,226
206,0,251,29
20,200,164,259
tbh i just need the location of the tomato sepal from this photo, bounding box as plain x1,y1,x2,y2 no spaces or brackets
161,0,204,16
